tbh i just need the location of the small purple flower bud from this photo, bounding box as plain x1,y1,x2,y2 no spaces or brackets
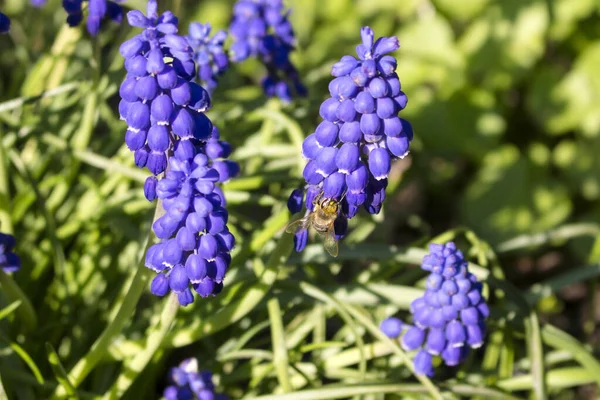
426,273,443,291
373,36,399,57
144,176,158,201
134,147,149,168
323,172,346,199
380,317,403,338
386,135,410,158
477,302,490,319
376,97,396,119
350,67,369,87
157,65,179,89
199,234,218,260
126,102,151,130
336,76,359,99
442,305,459,321
135,75,159,101
177,288,194,306
451,293,470,310
354,91,375,114
377,55,397,76
319,98,340,122
467,289,482,305
150,94,174,123
186,254,207,283
315,147,338,177
446,320,467,347
335,143,360,174
338,121,362,143
169,264,189,293
336,99,357,122
346,162,369,191
368,77,388,98
147,125,170,152
125,55,148,77
303,161,323,185
294,228,308,252
414,350,434,377
147,152,168,175
194,278,215,298
466,323,485,348
332,55,358,77
119,77,139,102
402,326,426,351
426,328,446,355
441,346,463,366
287,188,304,214
150,274,170,296
368,148,391,180
315,121,339,147
125,128,147,151
386,75,401,96
360,113,381,136
460,307,480,325
302,134,322,159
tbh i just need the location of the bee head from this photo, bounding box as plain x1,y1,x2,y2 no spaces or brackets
320,198,339,214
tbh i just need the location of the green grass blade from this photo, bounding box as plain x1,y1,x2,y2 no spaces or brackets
267,298,293,393
45,343,78,399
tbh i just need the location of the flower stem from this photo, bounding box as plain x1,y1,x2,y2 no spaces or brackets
50,203,162,399
102,293,179,400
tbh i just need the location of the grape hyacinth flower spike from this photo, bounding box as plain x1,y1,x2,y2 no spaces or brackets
187,22,229,94
120,1,238,306
229,0,306,102
119,0,211,178
0,232,20,273
380,242,489,377
0,11,10,34
163,358,228,400
62,0,123,36
287,26,413,254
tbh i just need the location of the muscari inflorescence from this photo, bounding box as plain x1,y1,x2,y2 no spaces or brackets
62,0,123,36
229,0,306,102
186,22,229,95
380,242,489,376
288,26,413,253
119,0,238,306
164,358,228,400
0,232,20,273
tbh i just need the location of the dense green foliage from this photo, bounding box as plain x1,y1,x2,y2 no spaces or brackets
1,0,600,399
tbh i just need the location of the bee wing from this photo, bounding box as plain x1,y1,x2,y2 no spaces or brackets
323,230,339,257
285,216,310,234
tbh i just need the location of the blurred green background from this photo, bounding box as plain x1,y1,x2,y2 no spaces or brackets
1,0,600,399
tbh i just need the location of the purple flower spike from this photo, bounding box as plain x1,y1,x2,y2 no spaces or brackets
118,1,238,306
380,317,403,338
61,0,122,35
163,358,227,400
187,22,229,94
287,26,412,254
0,232,20,273
389,242,488,377
229,0,306,102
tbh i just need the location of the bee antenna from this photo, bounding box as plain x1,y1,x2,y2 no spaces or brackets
339,190,348,202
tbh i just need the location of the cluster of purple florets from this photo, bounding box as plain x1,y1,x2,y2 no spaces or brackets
229,0,306,102
288,26,412,252
380,242,489,377
186,23,229,94
62,0,123,36
0,232,20,273
0,11,10,34
164,358,227,400
118,0,238,306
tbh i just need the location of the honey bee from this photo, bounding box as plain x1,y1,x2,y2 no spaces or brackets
285,191,341,257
